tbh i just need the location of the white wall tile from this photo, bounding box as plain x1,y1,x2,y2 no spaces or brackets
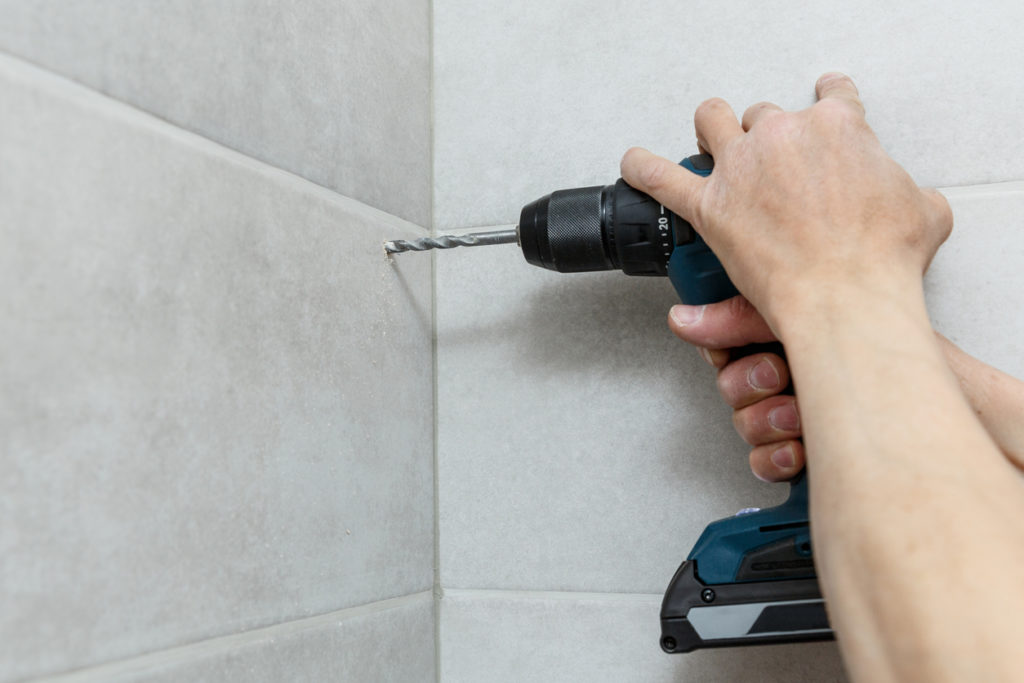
435,186,1024,597
440,591,846,682
43,594,435,683
0,0,431,227
0,55,433,681
926,184,1024,378
433,0,1024,230
436,233,785,594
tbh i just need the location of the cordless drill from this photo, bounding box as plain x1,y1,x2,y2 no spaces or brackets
385,155,831,653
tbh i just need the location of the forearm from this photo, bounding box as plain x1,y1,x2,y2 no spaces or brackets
937,333,1024,469
781,279,1024,682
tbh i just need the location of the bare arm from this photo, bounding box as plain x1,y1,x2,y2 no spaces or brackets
620,74,1024,681
783,278,1024,682
937,333,1024,469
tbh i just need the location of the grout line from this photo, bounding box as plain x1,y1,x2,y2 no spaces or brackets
427,1,443,681
428,2,438,241
441,588,663,603
431,232,443,681
936,180,1024,197
0,50,429,239
30,592,434,682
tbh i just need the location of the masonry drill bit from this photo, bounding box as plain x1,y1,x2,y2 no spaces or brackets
384,228,518,254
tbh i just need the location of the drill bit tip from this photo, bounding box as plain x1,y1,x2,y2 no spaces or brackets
384,228,518,254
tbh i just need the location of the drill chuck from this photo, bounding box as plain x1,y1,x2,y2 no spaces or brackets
518,186,611,272
516,154,736,305
518,180,695,276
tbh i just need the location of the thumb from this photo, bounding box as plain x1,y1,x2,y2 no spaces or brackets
668,295,777,349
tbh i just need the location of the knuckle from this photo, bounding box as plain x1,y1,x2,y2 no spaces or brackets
732,403,769,445
745,101,778,117
920,190,953,244
935,193,954,233
755,111,798,139
813,100,868,134
731,410,756,445
814,97,856,119
724,294,754,322
707,348,731,369
716,368,744,407
937,210,953,243
637,157,667,189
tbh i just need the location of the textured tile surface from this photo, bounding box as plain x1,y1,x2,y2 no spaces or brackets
440,591,846,682
45,594,434,683
435,187,1024,595
0,0,431,227
436,236,784,593
433,0,1024,230
0,56,433,681
925,184,1024,377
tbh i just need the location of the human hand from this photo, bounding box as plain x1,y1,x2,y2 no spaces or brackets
669,295,805,482
672,296,1024,483
621,73,952,340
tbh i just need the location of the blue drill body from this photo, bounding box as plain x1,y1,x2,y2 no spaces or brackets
667,156,814,587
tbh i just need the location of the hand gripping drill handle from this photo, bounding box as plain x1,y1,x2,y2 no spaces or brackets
518,155,830,653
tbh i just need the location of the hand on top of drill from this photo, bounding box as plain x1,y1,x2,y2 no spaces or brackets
618,72,952,341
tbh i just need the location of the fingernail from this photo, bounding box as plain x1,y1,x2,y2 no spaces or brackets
697,347,714,366
671,304,705,327
768,404,800,432
818,71,846,85
748,358,780,390
770,445,796,468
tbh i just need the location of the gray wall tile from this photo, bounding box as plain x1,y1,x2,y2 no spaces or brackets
44,594,435,683
433,0,1024,230
926,184,1024,376
0,0,431,227
436,229,783,593
0,56,433,681
440,591,846,682
435,186,1024,594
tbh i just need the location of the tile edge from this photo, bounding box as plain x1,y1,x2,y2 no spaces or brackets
0,51,429,237
30,592,434,682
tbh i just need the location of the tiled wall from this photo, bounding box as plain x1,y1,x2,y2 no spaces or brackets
0,0,434,676
5,1,1024,681
434,1,1024,681
0,0,431,227
433,0,1024,230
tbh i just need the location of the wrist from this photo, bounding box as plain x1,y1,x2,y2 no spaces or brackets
770,268,929,349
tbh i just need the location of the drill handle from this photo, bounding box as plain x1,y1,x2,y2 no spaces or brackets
674,154,798,462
